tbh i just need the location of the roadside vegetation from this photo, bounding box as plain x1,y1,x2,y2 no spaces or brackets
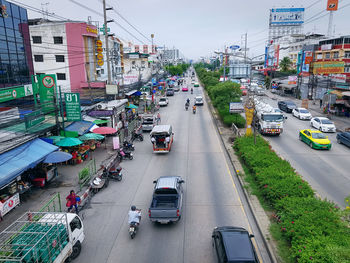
165,63,190,76
194,64,246,128
234,135,350,263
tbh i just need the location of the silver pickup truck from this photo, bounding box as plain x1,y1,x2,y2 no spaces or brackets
148,176,184,224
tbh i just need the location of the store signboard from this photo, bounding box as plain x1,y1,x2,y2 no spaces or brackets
313,61,344,74
25,109,45,129
0,84,33,103
330,74,346,83
327,0,339,11
229,102,244,113
123,75,138,85
270,8,305,25
1,193,20,216
38,74,56,113
106,84,119,95
321,44,332,50
65,93,81,121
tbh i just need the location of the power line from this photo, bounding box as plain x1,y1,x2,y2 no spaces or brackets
306,0,322,9
69,0,146,45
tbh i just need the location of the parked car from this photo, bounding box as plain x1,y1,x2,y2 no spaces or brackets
336,131,350,147
149,176,184,224
254,87,265,96
194,82,200,87
299,129,331,150
310,117,336,132
278,100,297,113
194,96,204,106
166,88,174,96
158,97,169,107
182,86,189,92
240,86,247,96
212,226,259,263
174,86,180,92
292,108,312,120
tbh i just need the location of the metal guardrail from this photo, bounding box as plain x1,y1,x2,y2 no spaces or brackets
78,159,96,191
39,192,62,212
232,123,242,137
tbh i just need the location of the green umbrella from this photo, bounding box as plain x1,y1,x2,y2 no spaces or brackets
47,136,65,144
55,137,83,147
93,119,109,125
79,133,104,141
126,104,138,109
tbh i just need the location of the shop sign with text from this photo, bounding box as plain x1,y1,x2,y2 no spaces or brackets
96,40,104,66
25,109,45,129
313,61,344,75
0,84,33,103
1,193,20,216
65,93,81,121
330,74,346,83
38,74,56,113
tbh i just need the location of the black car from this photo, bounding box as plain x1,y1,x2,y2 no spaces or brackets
336,132,350,147
166,88,174,96
278,100,297,113
212,226,259,263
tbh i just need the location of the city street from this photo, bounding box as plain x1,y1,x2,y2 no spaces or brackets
256,95,350,207
75,77,271,263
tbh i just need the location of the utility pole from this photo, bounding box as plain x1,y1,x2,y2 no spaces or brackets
103,0,113,84
244,33,247,63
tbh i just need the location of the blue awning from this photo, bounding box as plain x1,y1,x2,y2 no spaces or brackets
65,121,95,136
0,139,58,188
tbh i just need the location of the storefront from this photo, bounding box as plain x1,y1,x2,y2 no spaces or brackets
0,138,58,217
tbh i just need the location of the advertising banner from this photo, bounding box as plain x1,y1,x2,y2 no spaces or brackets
1,193,20,216
327,0,339,11
0,84,33,103
25,109,45,129
330,74,346,83
313,61,344,74
302,51,313,73
65,93,81,121
270,8,305,25
123,75,138,85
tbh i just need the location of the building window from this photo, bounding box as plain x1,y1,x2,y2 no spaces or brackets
32,36,42,44
101,69,104,74
316,53,322,60
55,55,65,62
345,65,350,73
325,52,330,59
345,51,350,58
333,52,339,59
53,36,63,44
56,73,66,80
34,55,44,62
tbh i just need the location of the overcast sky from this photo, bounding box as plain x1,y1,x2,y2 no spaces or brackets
20,0,350,59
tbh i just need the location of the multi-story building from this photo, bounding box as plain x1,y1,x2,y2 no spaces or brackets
314,36,350,83
29,19,105,94
0,0,33,89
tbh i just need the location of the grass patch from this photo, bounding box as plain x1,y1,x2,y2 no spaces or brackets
270,223,294,263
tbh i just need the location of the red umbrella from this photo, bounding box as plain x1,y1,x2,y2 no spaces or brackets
93,127,117,135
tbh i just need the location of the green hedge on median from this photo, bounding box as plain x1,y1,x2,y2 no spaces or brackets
234,136,350,263
194,65,246,128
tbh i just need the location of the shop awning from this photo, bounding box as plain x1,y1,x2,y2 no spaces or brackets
64,121,95,136
0,138,58,188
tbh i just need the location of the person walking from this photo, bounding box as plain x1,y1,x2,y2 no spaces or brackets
156,112,161,125
66,190,78,213
320,99,323,108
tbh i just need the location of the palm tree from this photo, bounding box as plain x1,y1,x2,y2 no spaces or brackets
279,56,292,72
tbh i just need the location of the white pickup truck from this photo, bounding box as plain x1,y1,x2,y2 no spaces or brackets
0,212,85,263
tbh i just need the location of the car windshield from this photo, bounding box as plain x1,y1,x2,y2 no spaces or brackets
262,114,283,122
312,133,326,139
300,109,309,113
160,98,166,101
285,101,295,105
321,119,333,124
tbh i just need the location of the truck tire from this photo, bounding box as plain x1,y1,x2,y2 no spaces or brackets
71,241,82,259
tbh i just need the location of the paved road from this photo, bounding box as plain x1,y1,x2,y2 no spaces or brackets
256,95,350,207
76,74,271,263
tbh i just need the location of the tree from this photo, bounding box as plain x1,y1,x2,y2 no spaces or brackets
279,56,292,72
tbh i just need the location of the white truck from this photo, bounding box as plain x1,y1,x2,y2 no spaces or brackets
141,114,156,131
0,212,85,263
254,99,286,136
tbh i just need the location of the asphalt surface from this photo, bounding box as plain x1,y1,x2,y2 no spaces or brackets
75,75,271,263
255,95,350,207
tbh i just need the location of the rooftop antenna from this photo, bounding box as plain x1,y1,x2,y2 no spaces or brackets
41,2,49,20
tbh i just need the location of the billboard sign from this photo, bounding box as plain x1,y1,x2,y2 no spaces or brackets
38,74,56,113
0,84,33,103
270,8,304,25
330,74,346,83
65,93,81,121
327,0,339,11
313,61,344,75
265,45,279,68
301,51,313,73
123,75,138,85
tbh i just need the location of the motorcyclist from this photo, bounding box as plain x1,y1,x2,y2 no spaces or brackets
128,205,141,226
190,87,193,94
192,105,197,113
186,98,190,104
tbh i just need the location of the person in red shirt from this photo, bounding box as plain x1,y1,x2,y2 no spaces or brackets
66,190,78,213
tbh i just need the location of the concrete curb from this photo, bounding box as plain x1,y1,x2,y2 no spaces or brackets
202,89,279,263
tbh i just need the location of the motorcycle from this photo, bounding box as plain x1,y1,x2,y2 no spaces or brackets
129,210,141,239
191,89,193,94
185,103,189,111
118,148,133,160
193,108,196,114
123,140,135,151
131,130,144,142
104,166,123,181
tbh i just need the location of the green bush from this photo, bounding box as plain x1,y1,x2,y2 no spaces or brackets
234,136,350,262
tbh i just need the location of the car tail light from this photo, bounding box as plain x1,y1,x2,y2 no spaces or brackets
148,209,151,217
176,209,180,217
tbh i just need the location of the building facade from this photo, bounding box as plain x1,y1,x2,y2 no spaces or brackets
0,0,33,89
29,20,104,94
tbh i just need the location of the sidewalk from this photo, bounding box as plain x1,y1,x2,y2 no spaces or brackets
0,138,117,232
266,90,350,132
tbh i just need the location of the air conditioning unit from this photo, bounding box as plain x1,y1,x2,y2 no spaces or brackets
96,103,107,110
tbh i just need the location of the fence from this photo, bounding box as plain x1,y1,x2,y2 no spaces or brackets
232,123,242,137
39,192,62,212
78,159,96,191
